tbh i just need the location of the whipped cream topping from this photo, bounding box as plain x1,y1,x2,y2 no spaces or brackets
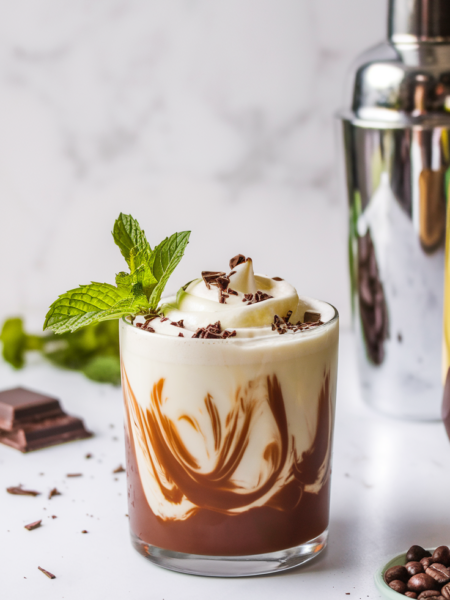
133,256,335,338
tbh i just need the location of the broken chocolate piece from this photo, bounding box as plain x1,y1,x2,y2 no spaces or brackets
48,488,61,500
24,520,42,531
247,290,273,305
113,465,126,473
38,566,55,579
229,254,247,270
216,276,230,291
6,486,40,497
0,387,64,432
304,311,321,323
201,271,226,289
171,320,184,328
0,415,92,453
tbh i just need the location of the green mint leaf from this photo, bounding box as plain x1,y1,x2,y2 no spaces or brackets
82,356,121,386
43,282,147,334
148,231,191,311
1,317,27,369
112,213,151,268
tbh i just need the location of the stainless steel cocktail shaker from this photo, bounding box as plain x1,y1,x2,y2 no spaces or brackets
340,0,450,420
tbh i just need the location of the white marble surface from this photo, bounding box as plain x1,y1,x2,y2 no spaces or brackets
1,331,450,600
0,0,388,331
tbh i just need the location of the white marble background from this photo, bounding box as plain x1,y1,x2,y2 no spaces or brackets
0,0,387,331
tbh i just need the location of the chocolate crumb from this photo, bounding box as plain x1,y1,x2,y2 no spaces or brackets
38,566,55,579
24,520,42,531
7,486,40,497
66,473,82,478
178,332,184,337
48,488,61,500
81,530,88,534
171,320,184,328
113,465,125,474
85,453,92,459
51,515,57,519
272,277,284,281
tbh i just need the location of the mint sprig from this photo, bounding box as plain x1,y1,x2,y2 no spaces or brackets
44,214,191,334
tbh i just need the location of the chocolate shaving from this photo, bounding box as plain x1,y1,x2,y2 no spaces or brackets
244,291,273,305
66,473,82,478
192,321,237,339
304,311,321,323
228,271,236,277
271,312,323,335
178,332,184,337
48,488,61,500
272,277,284,281
227,288,238,296
216,276,230,291
113,465,125,473
160,317,169,323
38,567,55,579
229,254,247,270
171,320,184,328
7,486,40,497
201,271,226,290
24,520,42,531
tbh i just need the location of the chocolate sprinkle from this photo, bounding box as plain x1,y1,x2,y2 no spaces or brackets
38,567,55,580
192,321,237,339
48,488,61,500
229,254,247,270
113,465,126,474
24,520,42,531
7,486,40,497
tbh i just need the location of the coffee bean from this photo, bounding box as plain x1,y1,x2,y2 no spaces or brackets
422,557,435,569
418,592,443,599
407,562,425,576
442,583,450,599
408,546,433,563
406,594,418,599
389,580,407,594
433,547,450,568
385,565,409,584
426,564,450,584
408,573,438,593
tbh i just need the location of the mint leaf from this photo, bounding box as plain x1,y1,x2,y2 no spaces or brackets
82,356,121,385
112,213,151,267
149,231,191,310
0,318,45,369
43,282,148,334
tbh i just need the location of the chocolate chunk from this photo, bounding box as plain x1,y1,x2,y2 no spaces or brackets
7,486,40,497
48,488,61,500
24,520,42,531
229,255,246,270
113,465,125,474
0,387,64,431
38,566,55,579
66,473,82,478
443,369,450,442
201,271,226,290
304,311,321,323
0,415,92,453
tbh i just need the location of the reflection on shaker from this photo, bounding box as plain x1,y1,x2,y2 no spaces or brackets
419,168,446,252
358,231,389,365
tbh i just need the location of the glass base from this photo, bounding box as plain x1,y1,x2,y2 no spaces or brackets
130,529,328,577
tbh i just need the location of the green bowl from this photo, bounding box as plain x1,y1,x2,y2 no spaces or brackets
374,549,436,599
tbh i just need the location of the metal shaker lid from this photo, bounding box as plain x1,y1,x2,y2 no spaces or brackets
339,0,450,128
389,0,450,43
